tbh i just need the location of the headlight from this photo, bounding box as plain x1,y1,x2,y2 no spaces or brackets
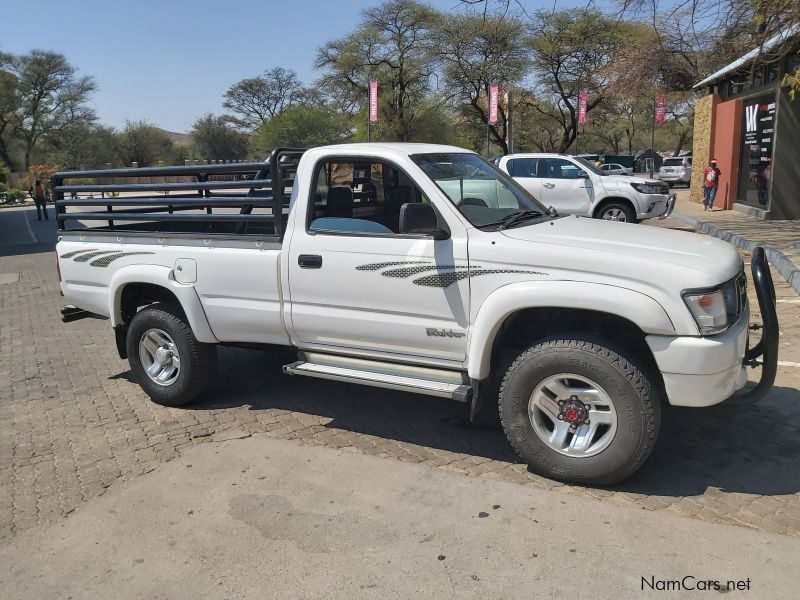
631,182,666,194
682,289,728,334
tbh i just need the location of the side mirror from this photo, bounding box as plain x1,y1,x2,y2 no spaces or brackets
399,203,448,239
579,171,591,179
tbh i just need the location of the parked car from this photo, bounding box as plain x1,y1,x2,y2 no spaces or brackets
601,162,633,176
659,156,693,187
498,153,673,223
54,143,777,485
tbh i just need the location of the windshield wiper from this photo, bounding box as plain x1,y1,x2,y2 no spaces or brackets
488,210,545,230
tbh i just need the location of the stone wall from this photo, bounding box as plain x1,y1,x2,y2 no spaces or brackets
690,94,718,203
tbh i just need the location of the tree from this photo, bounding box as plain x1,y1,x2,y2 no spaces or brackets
190,114,249,161
42,122,118,170
252,105,346,152
315,0,439,142
7,50,96,170
223,67,303,130
436,11,529,155
0,53,19,169
116,120,174,167
527,9,633,152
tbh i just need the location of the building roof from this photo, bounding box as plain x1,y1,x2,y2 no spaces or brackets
694,24,800,89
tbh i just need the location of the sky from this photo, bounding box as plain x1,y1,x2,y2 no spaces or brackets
3,0,600,133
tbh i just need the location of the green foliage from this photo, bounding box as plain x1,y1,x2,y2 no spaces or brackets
316,0,438,142
116,120,175,167
253,105,346,151
1,189,27,204
190,114,249,161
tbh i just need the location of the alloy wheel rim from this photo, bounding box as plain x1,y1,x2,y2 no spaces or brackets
139,328,181,386
602,208,626,221
528,373,618,458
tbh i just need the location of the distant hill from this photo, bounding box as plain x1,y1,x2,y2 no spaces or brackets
157,128,191,146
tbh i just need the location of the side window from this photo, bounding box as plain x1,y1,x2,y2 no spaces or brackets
545,158,585,179
508,158,539,178
308,159,427,236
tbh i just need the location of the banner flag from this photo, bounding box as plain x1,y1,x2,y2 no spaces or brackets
578,89,588,125
369,80,379,123
489,85,499,124
655,93,666,123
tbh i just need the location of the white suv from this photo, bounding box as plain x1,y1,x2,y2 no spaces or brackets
659,157,693,187
498,153,673,223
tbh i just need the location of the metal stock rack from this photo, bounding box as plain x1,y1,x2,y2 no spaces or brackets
52,148,306,241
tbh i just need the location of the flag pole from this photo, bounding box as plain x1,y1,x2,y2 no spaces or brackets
650,95,656,178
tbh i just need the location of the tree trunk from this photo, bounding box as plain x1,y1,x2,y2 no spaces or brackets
673,130,689,157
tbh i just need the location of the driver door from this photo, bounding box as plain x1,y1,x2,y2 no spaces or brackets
287,156,471,362
539,158,593,215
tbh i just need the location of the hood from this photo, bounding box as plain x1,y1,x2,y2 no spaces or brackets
603,174,660,186
499,215,742,287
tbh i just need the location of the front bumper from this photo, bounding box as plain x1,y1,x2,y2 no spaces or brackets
659,172,689,182
647,306,750,407
646,247,778,407
636,193,671,220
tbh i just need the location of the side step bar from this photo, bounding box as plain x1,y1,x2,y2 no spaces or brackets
283,353,472,402
61,305,107,323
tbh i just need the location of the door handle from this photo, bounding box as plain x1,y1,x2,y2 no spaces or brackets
543,183,555,189
298,254,322,269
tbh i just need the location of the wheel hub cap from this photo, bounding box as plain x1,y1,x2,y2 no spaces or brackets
558,397,590,429
139,328,181,386
528,374,618,458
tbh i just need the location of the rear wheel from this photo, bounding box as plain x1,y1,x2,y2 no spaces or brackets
596,201,636,223
126,302,217,407
498,337,661,485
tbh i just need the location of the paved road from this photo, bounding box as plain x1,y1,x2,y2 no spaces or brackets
3,436,798,600
1,204,799,547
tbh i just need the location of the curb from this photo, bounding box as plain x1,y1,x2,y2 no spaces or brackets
672,210,800,295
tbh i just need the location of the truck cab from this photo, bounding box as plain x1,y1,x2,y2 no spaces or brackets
53,144,778,485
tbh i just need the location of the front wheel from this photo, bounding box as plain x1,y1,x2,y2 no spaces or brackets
126,302,217,407
498,338,661,485
596,202,636,223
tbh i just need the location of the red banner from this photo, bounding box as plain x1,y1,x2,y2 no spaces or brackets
655,93,666,123
369,80,379,123
578,89,588,125
489,85,499,124
504,91,509,142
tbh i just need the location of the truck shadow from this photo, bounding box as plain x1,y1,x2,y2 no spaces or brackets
193,347,800,497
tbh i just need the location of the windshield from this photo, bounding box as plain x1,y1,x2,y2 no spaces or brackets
662,158,686,166
411,153,548,227
574,157,605,176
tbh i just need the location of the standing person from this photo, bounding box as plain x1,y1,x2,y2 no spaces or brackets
32,179,48,221
703,159,721,211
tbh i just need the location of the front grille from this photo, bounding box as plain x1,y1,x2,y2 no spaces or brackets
721,271,747,325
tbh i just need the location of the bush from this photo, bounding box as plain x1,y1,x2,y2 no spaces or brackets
1,189,29,204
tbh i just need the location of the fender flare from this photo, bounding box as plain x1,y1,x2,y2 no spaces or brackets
108,265,219,343
591,195,639,218
466,280,675,380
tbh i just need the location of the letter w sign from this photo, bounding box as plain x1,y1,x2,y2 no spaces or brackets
745,104,759,132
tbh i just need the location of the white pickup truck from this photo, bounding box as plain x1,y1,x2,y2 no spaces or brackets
53,144,778,485
498,153,675,223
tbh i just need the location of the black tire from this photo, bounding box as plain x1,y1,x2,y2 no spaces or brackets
498,337,661,485
126,302,217,407
595,201,636,223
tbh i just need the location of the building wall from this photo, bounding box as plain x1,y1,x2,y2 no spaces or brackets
769,87,800,220
690,94,719,203
711,99,742,210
